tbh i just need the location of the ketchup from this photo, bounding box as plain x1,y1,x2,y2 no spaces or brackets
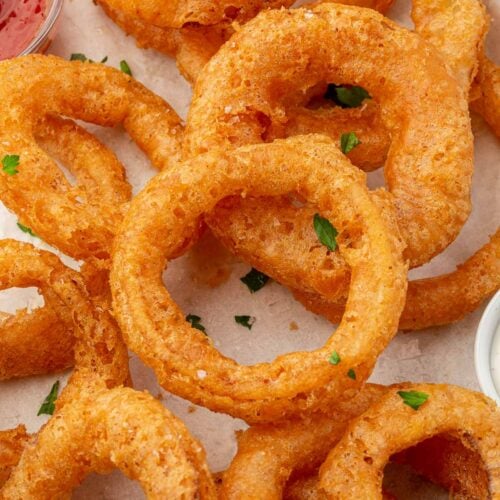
0,0,47,60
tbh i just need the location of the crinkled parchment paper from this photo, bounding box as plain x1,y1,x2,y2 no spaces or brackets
0,0,498,497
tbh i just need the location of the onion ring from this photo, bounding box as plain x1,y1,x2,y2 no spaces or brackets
319,384,500,498
185,4,473,272
0,55,183,262
0,239,129,487
96,0,395,86
0,240,129,405
2,387,216,499
220,384,388,499
221,384,499,499
111,135,407,423
100,0,295,28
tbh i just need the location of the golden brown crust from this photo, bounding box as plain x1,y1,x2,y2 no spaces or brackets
318,384,500,498
1,388,217,499
293,229,500,330
186,4,473,272
111,135,406,423
0,427,32,488
0,55,183,261
220,385,388,499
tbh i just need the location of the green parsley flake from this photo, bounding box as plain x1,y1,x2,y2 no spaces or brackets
70,54,108,64
313,214,338,252
120,60,132,76
331,85,371,108
235,315,256,330
2,155,20,176
347,368,356,380
70,53,88,62
329,351,341,365
37,381,60,416
340,132,361,154
17,223,37,237
397,390,430,411
240,268,270,293
186,314,206,334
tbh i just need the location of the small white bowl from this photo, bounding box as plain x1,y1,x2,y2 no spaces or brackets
475,290,500,404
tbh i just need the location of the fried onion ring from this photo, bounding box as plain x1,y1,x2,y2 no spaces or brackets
220,384,388,499
1,388,216,499
0,55,183,262
0,240,129,405
185,4,473,272
111,135,407,423
293,229,500,330
100,0,294,28
318,384,500,498
96,0,395,85
222,385,500,499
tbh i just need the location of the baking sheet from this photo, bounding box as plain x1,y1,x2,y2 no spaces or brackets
0,0,498,497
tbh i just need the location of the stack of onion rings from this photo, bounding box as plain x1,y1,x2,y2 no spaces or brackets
0,241,215,498
221,384,500,499
186,4,473,270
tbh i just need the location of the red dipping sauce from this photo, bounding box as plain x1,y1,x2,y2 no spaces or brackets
0,0,47,60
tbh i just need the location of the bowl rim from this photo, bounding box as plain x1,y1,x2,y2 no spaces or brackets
19,0,64,56
474,289,500,404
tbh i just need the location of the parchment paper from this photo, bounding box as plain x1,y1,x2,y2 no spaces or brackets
0,0,498,497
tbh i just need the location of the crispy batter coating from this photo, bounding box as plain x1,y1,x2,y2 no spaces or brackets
222,384,499,499
0,306,73,381
97,0,395,86
220,385,388,499
319,384,500,498
1,388,216,499
294,229,500,330
0,427,32,488
111,135,407,423
0,241,129,406
412,0,488,94
101,0,294,28
185,4,473,272
471,53,500,138
0,240,130,488
97,0,232,83
0,55,183,261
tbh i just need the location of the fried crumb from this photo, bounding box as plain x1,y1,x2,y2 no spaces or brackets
187,405,197,414
289,321,299,331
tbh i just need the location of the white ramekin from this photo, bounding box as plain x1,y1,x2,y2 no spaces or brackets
474,290,500,404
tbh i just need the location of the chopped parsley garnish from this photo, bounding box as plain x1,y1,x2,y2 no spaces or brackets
120,60,132,76
397,390,430,411
17,223,37,237
313,214,338,252
70,54,108,63
2,155,20,176
329,351,341,365
340,132,361,154
70,53,88,62
37,381,60,416
186,314,206,334
235,315,256,330
324,84,371,108
240,268,270,293
347,368,356,380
